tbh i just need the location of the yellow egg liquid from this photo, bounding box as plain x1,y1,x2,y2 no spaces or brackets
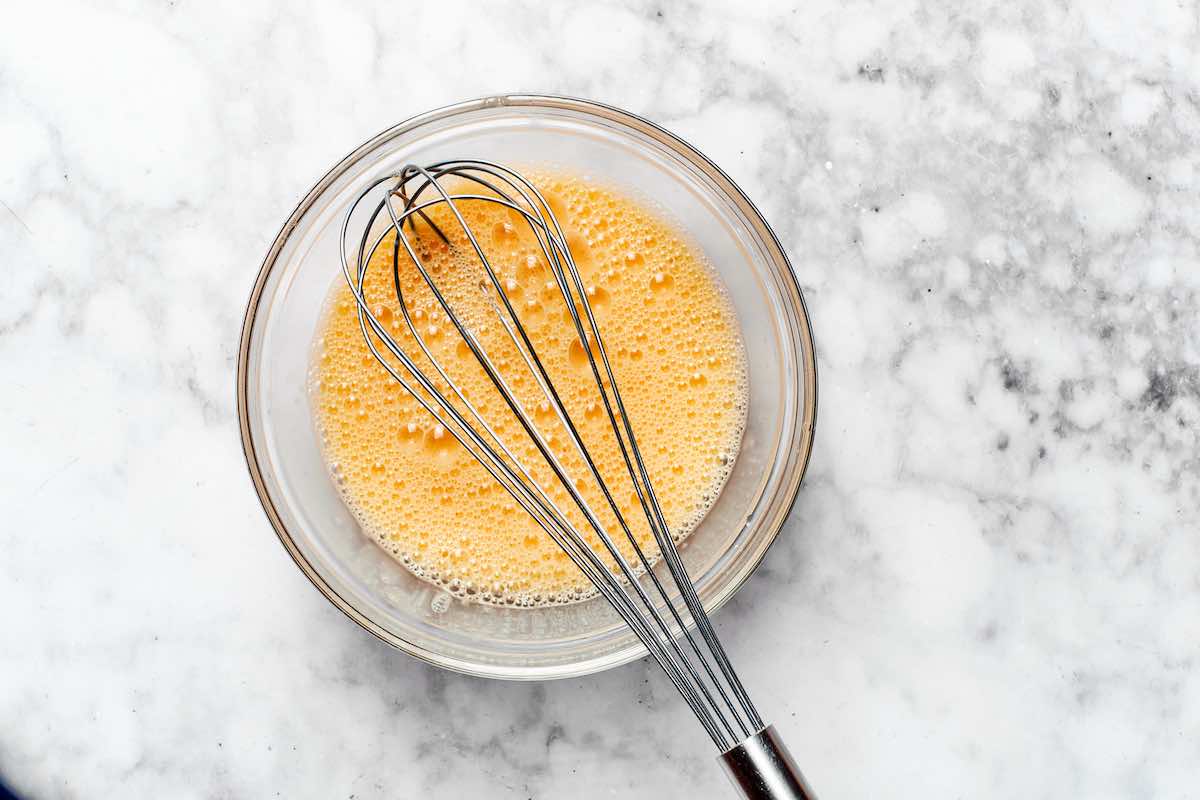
310,171,747,606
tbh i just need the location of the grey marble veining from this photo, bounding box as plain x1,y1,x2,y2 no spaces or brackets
2,0,1198,797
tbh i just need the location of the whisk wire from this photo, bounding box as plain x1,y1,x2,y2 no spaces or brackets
463,164,759,740
338,162,765,751
387,169,746,746
345,181,739,747
395,164,756,744
344,199,731,748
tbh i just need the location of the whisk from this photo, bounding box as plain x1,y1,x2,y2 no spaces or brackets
339,160,817,800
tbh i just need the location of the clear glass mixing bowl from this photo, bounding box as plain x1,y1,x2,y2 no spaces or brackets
237,95,817,679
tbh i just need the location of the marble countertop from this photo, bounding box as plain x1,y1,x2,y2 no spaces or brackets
3,1,1198,797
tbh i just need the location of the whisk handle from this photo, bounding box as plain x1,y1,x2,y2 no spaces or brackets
719,726,817,800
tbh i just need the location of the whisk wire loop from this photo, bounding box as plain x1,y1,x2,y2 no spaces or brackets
338,161,768,753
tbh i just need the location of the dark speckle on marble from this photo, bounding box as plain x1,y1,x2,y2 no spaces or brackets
858,63,885,82
1142,369,1190,412
1001,360,1029,392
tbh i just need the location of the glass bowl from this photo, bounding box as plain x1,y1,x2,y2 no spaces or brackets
237,95,817,680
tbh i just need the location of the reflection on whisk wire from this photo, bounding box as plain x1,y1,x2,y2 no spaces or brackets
339,161,815,800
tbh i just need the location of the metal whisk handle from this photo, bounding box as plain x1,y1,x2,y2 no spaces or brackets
719,726,817,800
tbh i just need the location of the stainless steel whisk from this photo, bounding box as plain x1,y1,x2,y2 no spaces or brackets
339,161,817,800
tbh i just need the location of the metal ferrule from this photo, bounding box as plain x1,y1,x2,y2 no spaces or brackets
719,726,817,800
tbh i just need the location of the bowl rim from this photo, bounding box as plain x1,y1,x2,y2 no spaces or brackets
236,93,819,680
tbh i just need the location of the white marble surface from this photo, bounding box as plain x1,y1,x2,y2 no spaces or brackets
3,0,1199,797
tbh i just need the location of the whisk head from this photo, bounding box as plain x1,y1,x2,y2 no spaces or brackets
339,160,764,752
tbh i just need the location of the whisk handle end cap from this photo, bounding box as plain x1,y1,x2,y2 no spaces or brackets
719,725,817,800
